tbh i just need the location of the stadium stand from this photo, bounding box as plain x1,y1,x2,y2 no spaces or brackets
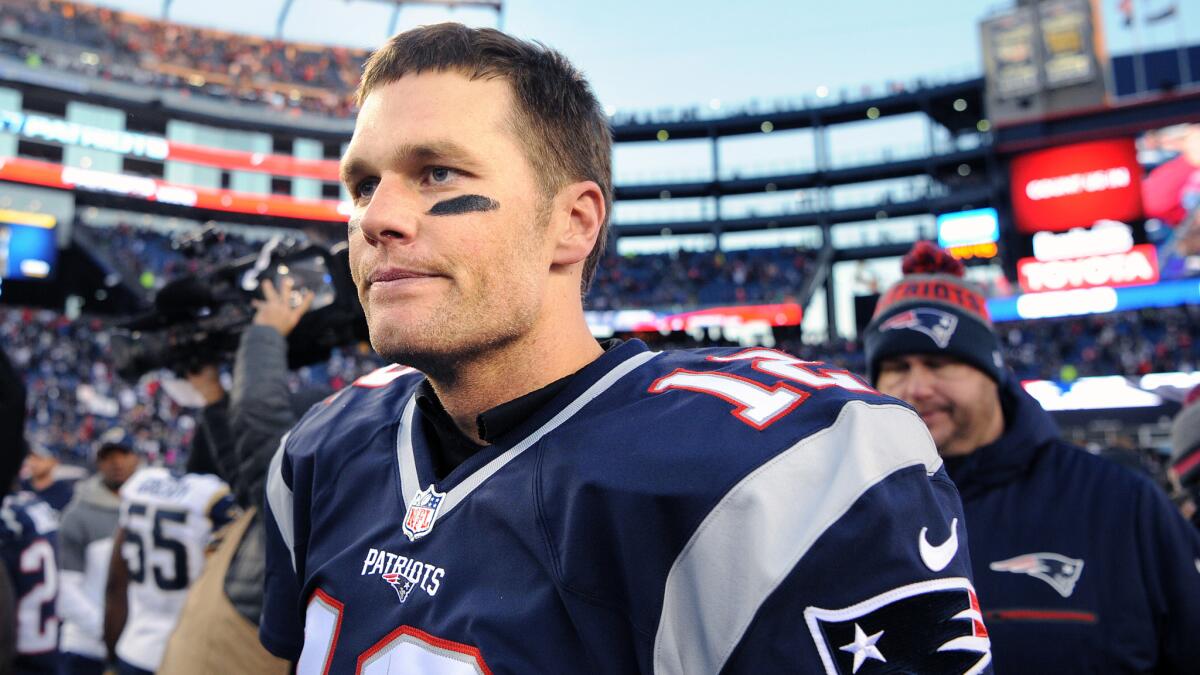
0,0,367,116
588,246,815,309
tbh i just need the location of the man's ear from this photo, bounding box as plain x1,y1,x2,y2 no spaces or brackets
551,181,605,267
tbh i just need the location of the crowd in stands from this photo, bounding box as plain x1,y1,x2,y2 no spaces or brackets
998,305,1200,382
587,247,816,310
0,0,366,116
2,306,188,466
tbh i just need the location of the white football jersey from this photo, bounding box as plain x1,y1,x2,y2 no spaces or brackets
115,467,237,671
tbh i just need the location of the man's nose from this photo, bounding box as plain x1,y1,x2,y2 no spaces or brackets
356,176,420,246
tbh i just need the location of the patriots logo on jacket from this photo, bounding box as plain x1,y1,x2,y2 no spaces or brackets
879,309,959,349
989,553,1084,598
381,572,417,602
805,578,991,674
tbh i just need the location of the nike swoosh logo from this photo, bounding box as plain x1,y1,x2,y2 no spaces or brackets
919,517,959,572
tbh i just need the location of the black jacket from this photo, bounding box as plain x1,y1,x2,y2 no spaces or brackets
947,375,1200,674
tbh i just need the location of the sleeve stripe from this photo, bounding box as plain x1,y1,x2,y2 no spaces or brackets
265,431,297,573
651,401,942,675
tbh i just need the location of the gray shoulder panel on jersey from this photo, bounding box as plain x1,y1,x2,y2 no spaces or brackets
396,395,420,504
265,431,296,573
396,349,661,514
652,401,942,675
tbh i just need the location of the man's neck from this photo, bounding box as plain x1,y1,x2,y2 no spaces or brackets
428,323,603,445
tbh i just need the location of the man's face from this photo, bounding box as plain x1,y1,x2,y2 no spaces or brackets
96,450,138,490
342,71,554,369
875,354,1003,457
22,454,56,481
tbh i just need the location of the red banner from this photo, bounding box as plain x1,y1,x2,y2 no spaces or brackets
166,142,341,181
1010,139,1143,234
0,156,348,223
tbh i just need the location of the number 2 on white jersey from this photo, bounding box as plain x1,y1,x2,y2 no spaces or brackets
17,539,57,654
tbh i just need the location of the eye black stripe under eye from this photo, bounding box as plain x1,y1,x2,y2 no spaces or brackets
427,194,500,216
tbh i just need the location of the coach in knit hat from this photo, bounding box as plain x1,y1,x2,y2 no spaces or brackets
863,241,1004,455
864,241,1200,673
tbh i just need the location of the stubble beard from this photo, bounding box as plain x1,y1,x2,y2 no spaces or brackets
367,244,546,384
368,294,538,384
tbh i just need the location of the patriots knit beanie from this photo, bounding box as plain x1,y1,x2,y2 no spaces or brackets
863,241,1003,384
1170,384,1200,487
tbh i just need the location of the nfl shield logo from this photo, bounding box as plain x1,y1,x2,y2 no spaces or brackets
403,485,446,541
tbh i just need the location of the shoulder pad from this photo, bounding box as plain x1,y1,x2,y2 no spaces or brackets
286,365,423,459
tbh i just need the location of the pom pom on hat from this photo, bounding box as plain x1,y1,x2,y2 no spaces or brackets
901,240,965,277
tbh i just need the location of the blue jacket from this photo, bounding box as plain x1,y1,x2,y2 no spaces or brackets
947,375,1200,674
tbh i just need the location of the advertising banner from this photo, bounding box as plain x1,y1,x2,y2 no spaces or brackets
1010,138,1143,233
1017,244,1160,292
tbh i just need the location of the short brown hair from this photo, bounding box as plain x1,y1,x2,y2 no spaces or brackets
358,23,612,293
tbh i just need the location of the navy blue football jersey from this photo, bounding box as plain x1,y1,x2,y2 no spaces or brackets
19,477,77,514
1,492,60,674
262,340,993,674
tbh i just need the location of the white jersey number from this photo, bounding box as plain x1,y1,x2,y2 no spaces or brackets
650,349,874,429
298,590,489,675
17,538,58,654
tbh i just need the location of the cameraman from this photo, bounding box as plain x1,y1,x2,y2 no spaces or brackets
158,278,316,674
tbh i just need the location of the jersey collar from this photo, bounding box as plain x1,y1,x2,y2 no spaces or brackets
395,339,657,529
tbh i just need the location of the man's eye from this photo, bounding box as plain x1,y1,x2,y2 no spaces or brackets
428,167,454,184
355,177,379,199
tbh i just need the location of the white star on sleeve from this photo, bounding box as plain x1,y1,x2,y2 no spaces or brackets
839,623,887,673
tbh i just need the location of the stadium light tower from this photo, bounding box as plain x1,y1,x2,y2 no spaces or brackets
274,0,505,38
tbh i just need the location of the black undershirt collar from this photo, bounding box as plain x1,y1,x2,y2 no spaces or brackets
415,340,623,480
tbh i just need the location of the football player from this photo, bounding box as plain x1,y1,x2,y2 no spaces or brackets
261,23,992,674
0,491,60,674
104,467,237,674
